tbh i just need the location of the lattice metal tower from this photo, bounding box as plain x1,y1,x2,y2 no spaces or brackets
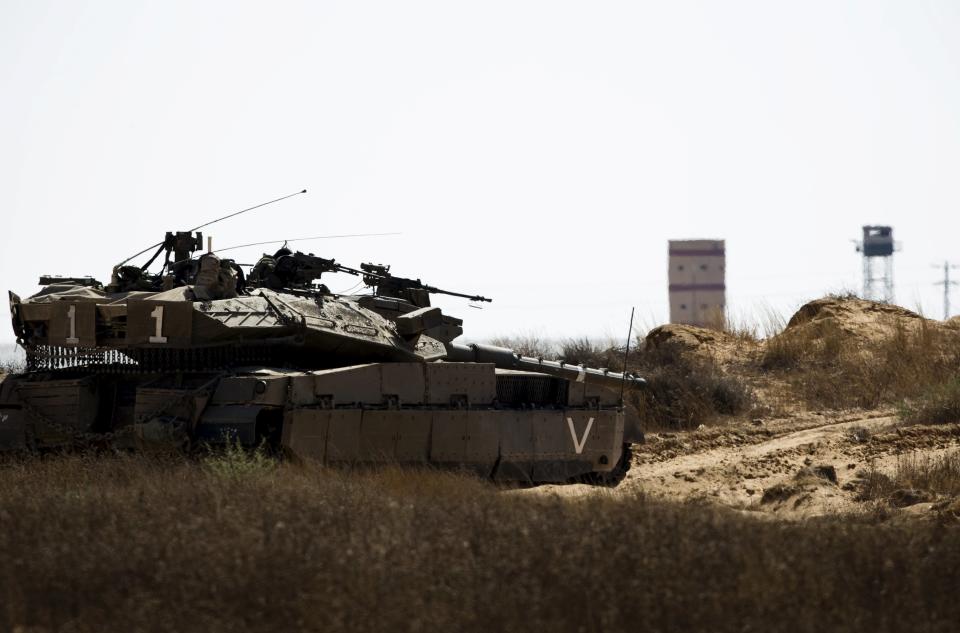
855,226,895,303
934,261,959,320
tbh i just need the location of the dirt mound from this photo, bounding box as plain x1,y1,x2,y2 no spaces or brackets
644,324,752,364
784,297,926,342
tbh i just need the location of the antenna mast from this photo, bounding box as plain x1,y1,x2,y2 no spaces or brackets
619,306,636,405
115,188,307,267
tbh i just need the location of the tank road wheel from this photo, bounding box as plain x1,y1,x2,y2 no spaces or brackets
571,442,632,487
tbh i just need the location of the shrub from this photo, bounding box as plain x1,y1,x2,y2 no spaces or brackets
763,316,960,411
900,376,960,425
894,451,960,497
630,341,751,429
559,336,623,370
203,439,276,479
857,452,960,503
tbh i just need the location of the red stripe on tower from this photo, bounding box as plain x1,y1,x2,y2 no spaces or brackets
669,283,726,292
668,249,726,257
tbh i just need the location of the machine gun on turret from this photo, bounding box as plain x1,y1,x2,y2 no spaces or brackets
247,251,491,307
359,263,491,307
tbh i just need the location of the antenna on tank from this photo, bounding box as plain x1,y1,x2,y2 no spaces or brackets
619,306,636,405
115,188,308,267
214,231,401,254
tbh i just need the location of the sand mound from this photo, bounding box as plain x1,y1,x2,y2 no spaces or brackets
643,296,952,369
645,324,731,350
781,297,928,344
644,324,751,364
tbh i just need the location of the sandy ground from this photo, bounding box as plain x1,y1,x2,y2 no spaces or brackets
519,297,960,519
522,411,960,520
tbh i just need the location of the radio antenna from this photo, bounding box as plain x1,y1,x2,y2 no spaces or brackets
215,231,401,254
619,306,636,405
115,188,308,267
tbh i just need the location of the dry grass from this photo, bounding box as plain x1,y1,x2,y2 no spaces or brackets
761,319,960,411
900,377,960,425
628,341,752,429
858,451,960,506
488,333,556,358
559,336,624,370
487,335,626,370
896,451,960,497
0,454,959,633
0,358,24,375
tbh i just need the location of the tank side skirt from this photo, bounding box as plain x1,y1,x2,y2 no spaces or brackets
281,405,624,483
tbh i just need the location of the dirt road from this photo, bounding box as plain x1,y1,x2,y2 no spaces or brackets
524,411,960,519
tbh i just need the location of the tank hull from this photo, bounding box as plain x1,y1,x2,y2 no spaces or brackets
0,362,630,485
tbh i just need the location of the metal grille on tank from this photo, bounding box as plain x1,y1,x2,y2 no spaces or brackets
25,346,138,372
24,345,288,373
495,374,568,407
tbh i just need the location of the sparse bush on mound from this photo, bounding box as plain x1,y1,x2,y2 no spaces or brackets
760,299,960,411
629,341,752,429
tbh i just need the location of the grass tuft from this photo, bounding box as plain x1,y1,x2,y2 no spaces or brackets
857,451,960,505
203,439,277,479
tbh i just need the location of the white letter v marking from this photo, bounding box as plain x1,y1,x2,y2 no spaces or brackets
566,417,595,454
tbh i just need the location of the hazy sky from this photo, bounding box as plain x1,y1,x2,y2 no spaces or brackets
2,0,959,346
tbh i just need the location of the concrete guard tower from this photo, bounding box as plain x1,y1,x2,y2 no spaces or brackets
668,240,726,327
855,226,895,303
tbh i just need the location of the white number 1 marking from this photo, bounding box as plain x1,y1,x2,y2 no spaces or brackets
66,305,80,345
566,417,595,454
148,306,168,343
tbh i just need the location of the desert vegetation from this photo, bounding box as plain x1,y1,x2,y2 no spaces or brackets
0,453,959,633
0,357,24,375
857,450,960,511
494,297,960,429
490,332,753,429
900,377,960,426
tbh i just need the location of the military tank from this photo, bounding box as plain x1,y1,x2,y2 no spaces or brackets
0,225,645,485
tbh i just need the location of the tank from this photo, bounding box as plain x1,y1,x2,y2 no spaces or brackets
0,230,645,485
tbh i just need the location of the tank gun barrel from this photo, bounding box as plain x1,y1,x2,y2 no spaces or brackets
445,343,646,390
410,284,490,303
